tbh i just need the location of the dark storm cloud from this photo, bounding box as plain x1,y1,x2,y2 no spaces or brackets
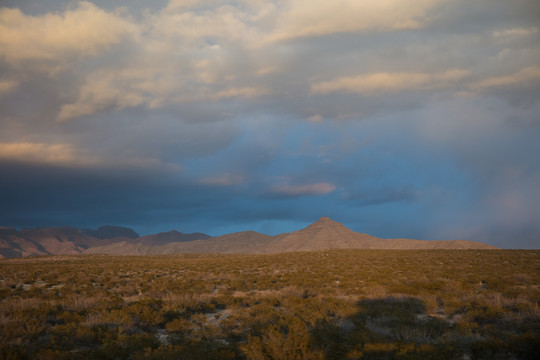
0,159,253,234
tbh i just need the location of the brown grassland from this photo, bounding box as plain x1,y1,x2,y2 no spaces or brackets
0,250,539,359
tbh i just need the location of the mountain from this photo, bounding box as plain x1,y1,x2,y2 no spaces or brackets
83,217,497,255
0,227,47,258
1,226,91,258
83,230,215,255
0,218,498,258
138,230,212,246
253,217,496,252
152,231,274,254
262,217,379,253
83,231,272,255
83,225,139,240
0,226,211,258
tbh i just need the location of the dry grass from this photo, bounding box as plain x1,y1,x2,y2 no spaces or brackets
0,250,538,359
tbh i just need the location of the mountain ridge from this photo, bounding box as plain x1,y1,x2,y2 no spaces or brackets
0,217,498,258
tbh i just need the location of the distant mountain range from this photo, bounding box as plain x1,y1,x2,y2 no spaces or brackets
0,217,497,258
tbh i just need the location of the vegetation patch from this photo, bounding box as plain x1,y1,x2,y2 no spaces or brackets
0,250,538,359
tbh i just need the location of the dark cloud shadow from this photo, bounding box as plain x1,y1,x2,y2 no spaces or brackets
306,295,540,359
309,296,459,359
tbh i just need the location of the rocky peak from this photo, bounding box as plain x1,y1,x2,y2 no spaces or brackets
304,217,343,230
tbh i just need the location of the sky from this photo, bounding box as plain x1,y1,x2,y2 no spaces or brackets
0,0,539,248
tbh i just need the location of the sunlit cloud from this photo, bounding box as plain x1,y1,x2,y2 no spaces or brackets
211,87,269,100
469,67,540,91
0,2,136,68
57,70,148,121
311,70,469,95
0,142,79,165
58,67,269,121
0,142,179,171
268,0,441,42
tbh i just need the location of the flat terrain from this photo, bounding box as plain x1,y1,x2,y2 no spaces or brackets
0,250,539,359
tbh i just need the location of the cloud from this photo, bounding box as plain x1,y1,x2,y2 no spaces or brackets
0,142,179,171
493,26,539,39
3,0,508,121
0,142,78,165
271,182,336,196
269,0,441,41
57,70,147,121
200,173,244,186
0,79,19,96
306,115,323,123
49,2,272,121
343,187,420,207
211,86,269,100
469,66,540,91
57,68,270,121
148,1,261,46
312,70,469,95
0,2,136,68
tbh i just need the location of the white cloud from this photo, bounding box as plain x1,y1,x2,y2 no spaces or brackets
312,69,469,95
272,182,336,196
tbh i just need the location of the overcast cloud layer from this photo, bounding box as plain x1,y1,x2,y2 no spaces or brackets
1,0,539,248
